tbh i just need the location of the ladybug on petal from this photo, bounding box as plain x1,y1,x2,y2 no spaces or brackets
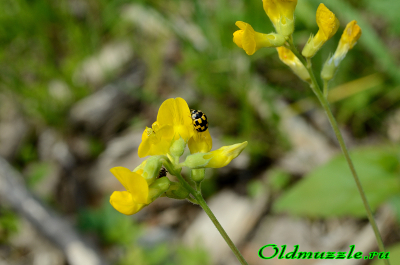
190,109,208,132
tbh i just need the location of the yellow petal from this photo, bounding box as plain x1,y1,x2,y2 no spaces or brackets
316,4,339,41
156,98,193,142
203,141,248,168
235,21,248,30
188,130,213,154
277,0,297,20
339,20,362,50
276,47,311,83
110,167,149,204
110,191,146,215
263,0,280,26
233,30,244,48
242,23,257,55
138,125,175,157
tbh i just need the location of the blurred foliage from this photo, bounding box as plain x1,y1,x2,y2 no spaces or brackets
78,199,143,245
0,207,19,244
79,200,210,265
274,146,400,218
2,0,400,263
371,243,400,265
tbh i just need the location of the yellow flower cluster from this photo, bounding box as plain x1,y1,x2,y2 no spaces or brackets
233,0,297,55
233,1,362,86
109,98,247,215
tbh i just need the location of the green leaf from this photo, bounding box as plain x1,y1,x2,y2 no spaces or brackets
274,146,400,218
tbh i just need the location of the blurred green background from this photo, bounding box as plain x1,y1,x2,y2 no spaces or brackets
1,0,400,264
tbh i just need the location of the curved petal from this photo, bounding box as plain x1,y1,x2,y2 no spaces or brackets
157,98,191,127
110,167,149,204
110,191,145,215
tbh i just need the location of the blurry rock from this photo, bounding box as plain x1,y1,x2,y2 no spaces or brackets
245,216,360,265
69,86,137,139
183,189,268,264
277,101,337,174
90,130,145,194
9,218,65,265
48,80,72,102
0,117,29,160
0,96,29,160
137,226,175,249
73,41,134,86
38,129,75,169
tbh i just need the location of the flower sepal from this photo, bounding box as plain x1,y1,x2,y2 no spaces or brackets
277,16,295,37
135,156,163,184
191,168,205,183
148,177,171,202
320,56,336,81
165,182,190,200
170,137,186,157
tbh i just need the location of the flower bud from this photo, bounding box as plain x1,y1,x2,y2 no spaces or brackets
183,141,248,169
191,168,205,183
169,137,186,157
148,177,171,202
138,156,163,184
321,20,362,82
165,182,189,200
277,46,311,83
302,4,339,58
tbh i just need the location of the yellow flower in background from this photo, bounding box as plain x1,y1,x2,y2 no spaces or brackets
233,21,286,55
333,20,362,65
321,20,362,81
277,46,311,83
263,0,298,36
138,98,194,158
302,4,339,58
109,167,149,215
183,141,248,169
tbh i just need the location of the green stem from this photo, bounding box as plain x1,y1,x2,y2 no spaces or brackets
174,172,249,265
323,79,329,99
287,39,389,265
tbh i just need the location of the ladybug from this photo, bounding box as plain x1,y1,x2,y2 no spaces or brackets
158,167,167,179
190,109,208,132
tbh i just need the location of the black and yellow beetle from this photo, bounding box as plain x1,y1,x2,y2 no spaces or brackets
190,109,208,132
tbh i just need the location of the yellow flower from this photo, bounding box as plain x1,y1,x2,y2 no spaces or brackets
302,4,339,58
263,0,297,36
109,167,149,215
183,141,248,169
138,98,194,158
233,21,286,55
276,46,310,83
110,165,171,215
334,20,362,65
321,20,361,81
188,130,212,154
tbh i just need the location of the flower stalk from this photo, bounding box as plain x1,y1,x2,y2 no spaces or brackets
287,38,390,265
174,171,249,265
